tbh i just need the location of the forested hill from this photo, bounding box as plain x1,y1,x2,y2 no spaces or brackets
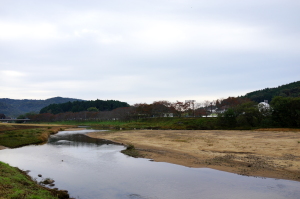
243,81,300,103
0,97,83,118
40,99,130,114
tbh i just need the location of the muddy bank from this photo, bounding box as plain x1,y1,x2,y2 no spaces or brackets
87,129,300,181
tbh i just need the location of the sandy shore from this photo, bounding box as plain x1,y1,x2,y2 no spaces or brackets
87,129,300,181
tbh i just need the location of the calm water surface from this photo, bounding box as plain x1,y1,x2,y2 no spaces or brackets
0,129,299,199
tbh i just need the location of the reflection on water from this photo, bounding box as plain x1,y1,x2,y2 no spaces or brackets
0,129,299,199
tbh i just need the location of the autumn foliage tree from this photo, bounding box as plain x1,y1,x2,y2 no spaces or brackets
133,103,152,118
170,101,190,117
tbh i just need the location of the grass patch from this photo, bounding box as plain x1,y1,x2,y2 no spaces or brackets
115,117,218,130
130,117,217,130
0,129,45,148
45,117,218,130
0,161,61,199
0,124,72,148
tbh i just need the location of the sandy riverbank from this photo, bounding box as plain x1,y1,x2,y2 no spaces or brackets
87,129,300,181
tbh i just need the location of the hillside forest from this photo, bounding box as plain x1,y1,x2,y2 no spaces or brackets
243,81,300,103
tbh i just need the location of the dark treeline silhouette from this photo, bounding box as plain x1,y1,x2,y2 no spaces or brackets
40,99,130,114
30,107,135,122
271,96,300,127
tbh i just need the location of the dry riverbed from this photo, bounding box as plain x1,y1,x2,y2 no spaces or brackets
87,129,300,181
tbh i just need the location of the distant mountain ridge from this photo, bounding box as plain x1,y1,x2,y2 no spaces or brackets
243,81,300,103
0,97,83,117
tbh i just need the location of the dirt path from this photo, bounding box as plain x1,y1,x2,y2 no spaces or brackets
87,129,300,181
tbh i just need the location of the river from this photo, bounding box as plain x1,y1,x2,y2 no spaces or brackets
0,129,299,199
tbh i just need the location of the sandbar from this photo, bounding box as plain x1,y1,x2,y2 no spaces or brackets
87,129,300,181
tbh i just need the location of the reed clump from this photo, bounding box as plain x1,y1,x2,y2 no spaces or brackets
121,144,142,158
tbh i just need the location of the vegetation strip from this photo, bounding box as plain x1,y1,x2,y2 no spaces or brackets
0,161,70,199
0,124,70,148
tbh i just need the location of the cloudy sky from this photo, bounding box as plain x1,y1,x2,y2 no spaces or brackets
0,0,299,105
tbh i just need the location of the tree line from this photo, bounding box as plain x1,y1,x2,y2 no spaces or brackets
20,97,247,122
39,99,130,114
12,96,300,129
217,96,300,129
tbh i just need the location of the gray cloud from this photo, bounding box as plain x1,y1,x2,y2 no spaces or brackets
0,0,299,104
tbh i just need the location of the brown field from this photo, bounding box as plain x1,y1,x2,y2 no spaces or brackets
87,129,300,181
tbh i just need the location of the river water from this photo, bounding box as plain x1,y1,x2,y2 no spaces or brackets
0,129,299,199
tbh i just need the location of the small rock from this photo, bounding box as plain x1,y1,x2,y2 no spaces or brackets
53,190,69,199
38,174,42,177
43,178,55,184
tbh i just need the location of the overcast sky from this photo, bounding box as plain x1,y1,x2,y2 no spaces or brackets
0,0,299,105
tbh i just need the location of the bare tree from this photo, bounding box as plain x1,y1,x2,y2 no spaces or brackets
171,101,190,117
